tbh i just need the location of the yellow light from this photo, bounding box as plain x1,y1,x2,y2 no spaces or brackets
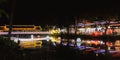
58,37,61,40
50,37,59,42
87,40,91,44
50,29,60,34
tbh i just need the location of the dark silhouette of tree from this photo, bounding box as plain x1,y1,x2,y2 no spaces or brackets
0,36,21,60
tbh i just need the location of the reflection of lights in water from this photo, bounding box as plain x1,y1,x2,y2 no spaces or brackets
81,39,105,45
82,40,85,43
76,38,81,46
94,49,118,54
93,40,98,45
91,40,94,43
108,47,111,50
96,54,98,56
57,40,61,44
87,40,91,44
108,26,110,28
102,42,105,44
94,49,105,53
100,41,104,44
58,37,61,40
71,39,75,42
37,35,40,38
53,42,56,46
115,40,120,46
57,37,61,44
31,34,34,39
115,40,120,51
115,47,120,51
46,35,50,41
69,43,74,46
62,43,67,46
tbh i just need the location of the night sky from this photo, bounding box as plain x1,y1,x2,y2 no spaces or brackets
1,0,120,26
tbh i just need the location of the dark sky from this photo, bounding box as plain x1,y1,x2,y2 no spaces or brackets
1,0,120,26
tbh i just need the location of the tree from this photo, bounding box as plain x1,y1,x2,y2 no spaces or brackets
0,9,9,19
0,0,9,23
0,0,6,4
0,36,21,60
0,0,10,39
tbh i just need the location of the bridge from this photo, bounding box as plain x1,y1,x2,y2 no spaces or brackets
0,31,51,35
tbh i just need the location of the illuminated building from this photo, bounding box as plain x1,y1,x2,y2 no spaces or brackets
106,28,113,35
0,25,51,48
75,21,120,36
0,25,42,32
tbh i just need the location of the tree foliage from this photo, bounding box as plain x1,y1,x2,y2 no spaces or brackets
0,0,9,22
0,9,9,18
0,36,22,60
0,0,6,3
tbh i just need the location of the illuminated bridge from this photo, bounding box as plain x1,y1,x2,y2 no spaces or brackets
0,31,51,35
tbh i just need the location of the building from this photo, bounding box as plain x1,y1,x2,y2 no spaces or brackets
0,25,51,48
0,25,42,32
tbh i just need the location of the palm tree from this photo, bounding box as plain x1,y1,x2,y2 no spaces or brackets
0,0,16,40
0,0,9,20
0,9,9,19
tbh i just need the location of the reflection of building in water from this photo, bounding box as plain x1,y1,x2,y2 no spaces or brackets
115,40,120,46
115,40,120,51
60,38,105,47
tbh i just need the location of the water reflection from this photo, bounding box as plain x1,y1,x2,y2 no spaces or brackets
59,38,120,51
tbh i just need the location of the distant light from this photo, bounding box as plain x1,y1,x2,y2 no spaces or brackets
31,34,34,39
108,26,110,28
76,38,81,46
46,35,50,41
